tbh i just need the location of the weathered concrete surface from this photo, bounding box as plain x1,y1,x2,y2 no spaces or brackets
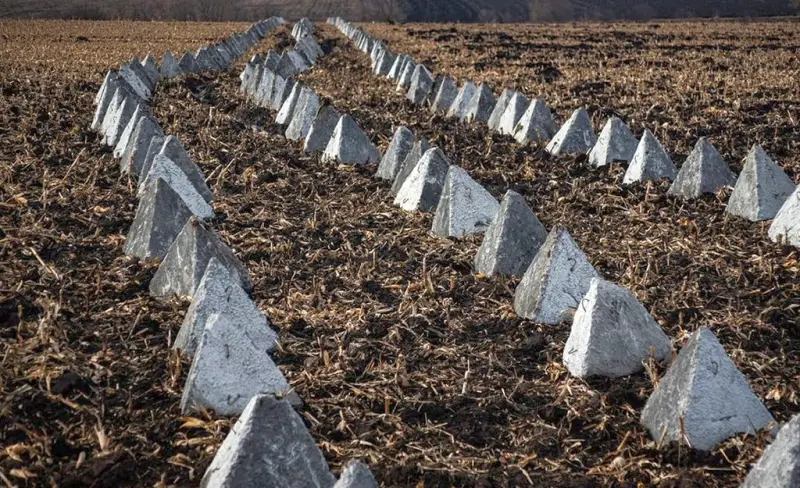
726,145,795,221
333,461,379,488
394,147,450,212
498,92,530,136
322,115,381,165
376,126,415,181
276,83,303,125
563,278,672,378
123,177,194,260
513,98,558,145
474,190,547,278
407,64,434,105
119,115,163,176
160,51,184,78
623,129,678,185
137,153,214,220
200,395,335,488
464,83,497,124
513,226,600,324
304,105,341,154
446,82,477,122
769,185,800,248
545,108,597,156
668,138,737,199
285,87,320,141
145,136,213,203
430,76,458,115
587,116,638,168
641,327,775,451
487,88,514,132
391,138,430,196
741,415,800,488
431,166,500,237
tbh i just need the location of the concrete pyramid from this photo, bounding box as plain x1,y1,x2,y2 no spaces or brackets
287,49,311,72
563,278,671,378
174,258,278,358
138,134,166,181
113,103,146,158
239,62,255,91
245,65,264,100
513,226,600,324
118,63,152,100
741,415,800,488
253,69,275,108
769,187,800,248
303,105,341,154
474,190,547,278
374,50,395,76
640,327,775,451
180,313,292,416
160,51,183,78
668,138,737,199
138,136,213,203
623,129,678,185
271,76,292,112
513,97,558,145
92,72,120,131
101,88,137,148
394,147,450,212
334,461,379,488
130,56,157,88
276,82,302,125
726,145,795,221
322,115,380,165
120,114,163,176
123,178,194,260
487,88,514,132
150,218,252,298
94,71,114,106
498,92,530,136
376,126,415,181
390,138,430,196
407,64,434,105
396,59,417,91
545,108,597,156
199,395,335,487
138,154,214,220
142,55,161,82
588,116,638,168
178,52,199,74
431,166,500,237
263,50,280,71
446,82,477,122
285,87,320,141
464,83,497,124
387,54,408,80
430,76,457,115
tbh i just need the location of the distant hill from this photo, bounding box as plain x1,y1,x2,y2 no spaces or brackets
1,0,798,22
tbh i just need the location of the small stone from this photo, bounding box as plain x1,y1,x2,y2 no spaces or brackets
769,186,800,248
446,82,477,122
430,76,457,115
464,83,497,124
513,226,600,324
394,147,450,212
741,414,800,488
474,190,547,278
623,129,678,185
322,115,380,165
150,218,251,298
563,278,672,378
726,145,795,221
304,105,341,154
588,116,638,168
546,108,597,156
119,114,163,176
160,51,183,78
199,395,335,487
406,64,434,105
640,327,775,451
513,97,558,145
376,126,415,181
276,82,303,125
285,87,320,141
487,88,514,132
138,154,214,220
174,258,278,358
668,137,737,199
431,166,500,237
334,461,379,488
497,92,530,136
390,138,430,196
123,178,194,260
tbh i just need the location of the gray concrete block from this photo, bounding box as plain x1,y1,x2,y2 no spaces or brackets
101,88,137,148
446,82,477,122
304,105,341,154
160,51,183,78
769,186,800,248
465,83,497,124
513,226,599,324
588,116,638,168
513,97,558,145
394,147,450,212
497,92,530,136
640,327,775,451
276,82,303,125
668,138,737,199
546,108,597,156
334,461,378,488
179,52,199,74
564,278,672,378
727,145,795,221
407,64,434,105
200,395,335,487
390,138,430,196
113,103,146,159
395,59,416,91
474,190,547,278
119,114,163,176
623,129,677,185
272,79,295,113
741,415,800,488
430,76,458,115
387,54,408,80
264,50,280,71
150,218,251,298
376,126,415,181
487,88,514,132
285,87,320,141
123,177,194,260
138,154,214,220
431,166,500,237
146,135,212,203
374,50,395,76
322,115,380,165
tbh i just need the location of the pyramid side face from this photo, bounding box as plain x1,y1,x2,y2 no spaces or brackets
304,105,341,154
105,96,137,148
180,315,290,416
92,77,118,131
588,117,637,168
330,117,379,165
741,415,800,488
322,117,346,163
113,106,143,158
150,220,199,298
498,94,529,135
514,228,558,320
276,84,302,125
201,396,335,488
546,109,597,156
727,147,796,221
681,328,774,451
669,140,737,198
514,98,556,145
138,154,213,220
431,78,458,114
431,167,499,237
334,461,379,488
394,149,449,212
391,139,430,196
563,278,671,378
768,186,800,247
138,135,166,183
192,224,252,294
447,83,476,121
121,115,161,176
377,126,415,180
123,178,193,260
487,89,513,131
286,89,320,142
465,85,497,123
623,131,677,184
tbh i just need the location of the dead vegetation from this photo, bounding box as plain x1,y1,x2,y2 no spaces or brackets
0,18,799,487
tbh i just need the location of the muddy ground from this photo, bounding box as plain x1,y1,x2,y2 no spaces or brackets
0,18,799,487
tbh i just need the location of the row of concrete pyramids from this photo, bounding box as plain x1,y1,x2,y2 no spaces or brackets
92,18,377,487
331,18,800,254
330,17,797,478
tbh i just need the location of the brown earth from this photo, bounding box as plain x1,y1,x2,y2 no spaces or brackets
1,18,799,488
